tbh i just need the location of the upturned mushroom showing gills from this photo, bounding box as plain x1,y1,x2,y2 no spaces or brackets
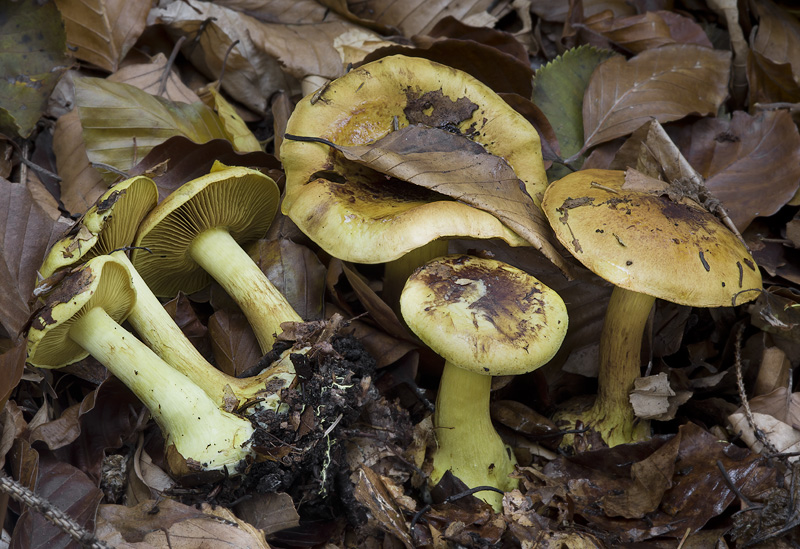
27,255,255,472
132,163,303,354
280,54,549,304
542,169,763,448
400,255,568,511
36,176,293,411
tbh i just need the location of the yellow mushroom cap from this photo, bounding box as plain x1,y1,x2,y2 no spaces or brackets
400,255,568,375
131,166,280,297
542,169,762,307
280,54,546,263
39,176,158,279
27,256,135,368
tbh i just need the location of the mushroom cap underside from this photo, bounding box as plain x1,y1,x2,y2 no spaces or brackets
39,176,158,278
400,254,568,375
280,54,545,262
27,255,136,368
132,166,280,296
542,169,762,307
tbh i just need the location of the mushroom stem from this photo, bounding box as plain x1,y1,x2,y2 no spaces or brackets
189,227,303,353
432,361,517,511
382,240,448,308
69,306,255,471
114,252,293,410
589,287,654,446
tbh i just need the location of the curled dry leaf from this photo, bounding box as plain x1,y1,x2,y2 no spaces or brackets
298,125,566,273
128,136,283,202
52,110,108,214
675,110,800,230
530,0,635,23
55,0,148,72
107,53,202,105
10,457,104,549
582,44,731,153
729,388,800,459
750,1,800,86
0,177,69,340
249,239,326,321
540,423,777,542
582,10,712,54
347,0,495,37
74,78,229,182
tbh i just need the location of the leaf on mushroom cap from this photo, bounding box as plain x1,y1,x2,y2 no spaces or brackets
281,55,564,269
400,254,568,376
542,169,762,308
39,176,159,279
27,256,135,368
131,165,280,297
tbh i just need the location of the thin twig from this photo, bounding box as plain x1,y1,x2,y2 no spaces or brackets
0,473,110,548
158,35,186,97
218,39,240,89
19,156,62,181
734,324,780,456
717,459,754,508
90,162,129,178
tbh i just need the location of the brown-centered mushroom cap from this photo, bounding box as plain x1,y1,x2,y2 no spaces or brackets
132,165,280,297
39,176,158,279
542,170,762,308
28,256,135,368
400,254,568,375
280,54,546,263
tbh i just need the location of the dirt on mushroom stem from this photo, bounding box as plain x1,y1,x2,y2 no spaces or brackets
170,332,411,524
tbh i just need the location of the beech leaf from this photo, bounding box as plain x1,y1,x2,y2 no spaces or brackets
582,44,731,152
74,77,229,181
292,125,565,272
52,110,107,215
0,0,71,138
532,45,618,164
676,110,800,230
0,178,70,340
11,457,104,549
347,0,495,37
582,10,712,54
54,0,149,72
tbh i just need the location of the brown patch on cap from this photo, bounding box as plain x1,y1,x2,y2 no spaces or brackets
404,88,478,131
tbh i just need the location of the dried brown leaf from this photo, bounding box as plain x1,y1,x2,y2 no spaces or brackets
675,110,800,231
361,38,534,97
213,0,338,25
233,492,300,535
208,310,261,377
582,45,730,152
747,50,800,107
10,456,104,549
313,125,566,274
348,0,494,37
751,0,800,86
0,177,70,340
0,401,27,469
55,0,149,72
128,137,283,202
540,423,776,542
0,343,25,408
530,0,635,23
582,10,711,54
708,0,749,106
249,239,326,321
107,53,202,105
52,110,107,215
354,466,415,549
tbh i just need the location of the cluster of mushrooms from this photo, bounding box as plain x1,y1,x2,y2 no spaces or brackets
26,55,763,511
